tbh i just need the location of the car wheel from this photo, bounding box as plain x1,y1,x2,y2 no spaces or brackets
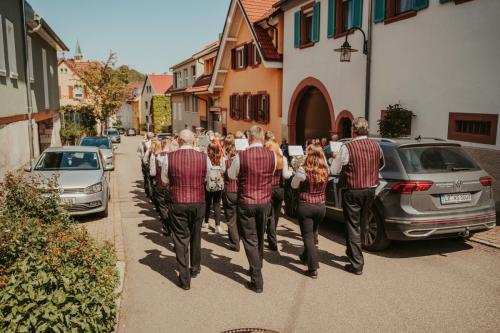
99,201,109,218
362,207,391,252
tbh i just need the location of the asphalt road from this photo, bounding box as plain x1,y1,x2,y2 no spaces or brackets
115,136,500,333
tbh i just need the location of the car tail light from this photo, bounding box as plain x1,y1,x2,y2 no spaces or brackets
479,176,492,187
391,181,433,194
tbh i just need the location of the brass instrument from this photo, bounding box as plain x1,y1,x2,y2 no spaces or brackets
290,155,305,172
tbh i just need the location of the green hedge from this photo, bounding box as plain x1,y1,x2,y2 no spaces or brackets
0,174,119,332
151,95,171,133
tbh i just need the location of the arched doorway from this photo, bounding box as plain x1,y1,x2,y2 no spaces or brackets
296,87,331,144
339,117,352,139
288,77,335,145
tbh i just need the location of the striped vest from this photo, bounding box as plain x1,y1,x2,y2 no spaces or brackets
168,149,207,203
224,157,238,193
155,152,168,188
340,138,380,189
299,173,327,204
272,169,283,187
238,146,275,205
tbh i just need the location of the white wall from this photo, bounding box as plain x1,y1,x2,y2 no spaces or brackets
282,0,368,138
370,0,500,149
0,120,31,177
116,102,133,129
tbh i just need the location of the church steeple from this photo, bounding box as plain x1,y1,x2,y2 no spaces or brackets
74,40,83,61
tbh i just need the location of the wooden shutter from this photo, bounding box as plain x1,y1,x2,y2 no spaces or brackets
247,43,254,66
327,0,335,38
373,0,386,23
311,2,321,43
263,94,270,124
68,86,73,99
439,0,451,3
0,15,6,76
350,0,363,28
413,0,429,10
242,44,248,68
231,48,236,70
252,95,259,121
294,11,301,48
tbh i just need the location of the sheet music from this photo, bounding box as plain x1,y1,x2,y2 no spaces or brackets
235,138,249,151
288,145,304,156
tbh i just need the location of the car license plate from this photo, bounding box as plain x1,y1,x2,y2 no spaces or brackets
61,198,76,206
440,193,472,205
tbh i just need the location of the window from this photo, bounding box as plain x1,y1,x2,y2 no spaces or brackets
0,15,6,76
294,2,321,48
145,101,148,111
42,49,49,110
74,85,84,99
448,113,498,145
373,0,428,24
184,69,188,87
27,36,34,82
229,94,241,120
5,19,18,79
327,0,362,38
236,46,245,69
229,93,270,124
191,65,196,81
252,43,261,66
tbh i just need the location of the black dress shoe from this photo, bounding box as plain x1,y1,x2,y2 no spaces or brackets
304,270,318,279
178,277,190,290
245,281,263,293
298,253,307,265
190,269,200,278
344,264,362,275
228,245,240,252
268,243,278,251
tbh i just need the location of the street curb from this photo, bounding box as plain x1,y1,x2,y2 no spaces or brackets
470,237,500,249
113,260,126,333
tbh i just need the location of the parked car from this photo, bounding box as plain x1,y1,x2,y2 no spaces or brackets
286,138,496,251
104,128,121,143
25,146,112,217
157,133,172,141
117,127,126,135
127,128,137,136
80,136,116,170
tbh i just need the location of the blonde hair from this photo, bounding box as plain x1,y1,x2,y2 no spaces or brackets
265,140,283,170
304,144,328,183
224,134,236,158
150,139,162,154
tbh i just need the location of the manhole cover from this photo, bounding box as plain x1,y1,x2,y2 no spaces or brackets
221,329,279,333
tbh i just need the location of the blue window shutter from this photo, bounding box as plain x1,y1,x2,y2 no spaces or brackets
412,0,429,10
349,0,363,29
327,0,335,38
373,0,385,23
312,2,321,43
294,11,301,48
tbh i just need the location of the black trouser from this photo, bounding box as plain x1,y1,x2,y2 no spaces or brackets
150,176,158,210
222,192,240,249
156,185,171,232
342,188,376,272
297,202,326,271
266,186,284,247
238,203,271,289
141,163,150,197
205,190,222,226
170,203,205,286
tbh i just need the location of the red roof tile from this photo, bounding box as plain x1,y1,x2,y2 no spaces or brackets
59,58,98,76
254,25,281,61
147,74,173,94
240,0,279,23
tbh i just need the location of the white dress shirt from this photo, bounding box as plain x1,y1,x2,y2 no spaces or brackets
227,143,277,180
329,136,384,176
137,140,151,159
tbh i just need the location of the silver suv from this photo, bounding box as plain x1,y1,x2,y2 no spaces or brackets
321,138,496,251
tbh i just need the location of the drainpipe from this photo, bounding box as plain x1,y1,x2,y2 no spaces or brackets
364,0,373,122
21,0,39,167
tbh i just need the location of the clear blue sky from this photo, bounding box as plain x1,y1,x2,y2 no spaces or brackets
30,0,231,74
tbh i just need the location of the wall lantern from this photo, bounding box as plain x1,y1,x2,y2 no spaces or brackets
334,27,368,62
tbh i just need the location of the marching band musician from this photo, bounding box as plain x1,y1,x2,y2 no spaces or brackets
155,139,171,236
264,133,292,251
228,126,276,293
204,142,225,234
161,129,211,290
137,132,154,197
222,134,240,252
148,139,161,212
291,144,329,279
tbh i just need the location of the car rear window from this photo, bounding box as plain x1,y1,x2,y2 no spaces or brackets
398,146,480,174
81,138,111,149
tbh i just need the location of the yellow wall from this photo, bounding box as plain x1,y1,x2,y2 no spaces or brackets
220,18,283,140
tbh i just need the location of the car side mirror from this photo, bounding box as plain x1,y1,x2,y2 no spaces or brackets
24,164,32,172
104,165,114,172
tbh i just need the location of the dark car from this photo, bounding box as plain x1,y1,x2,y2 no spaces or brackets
117,127,126,135
286,138,496,251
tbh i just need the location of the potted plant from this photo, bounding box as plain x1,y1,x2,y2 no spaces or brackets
378,103,415,138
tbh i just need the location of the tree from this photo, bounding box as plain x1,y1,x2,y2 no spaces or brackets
74,52,128,134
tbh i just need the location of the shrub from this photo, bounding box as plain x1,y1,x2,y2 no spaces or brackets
60,122,83,145
378,103,415,138
0,174,119,332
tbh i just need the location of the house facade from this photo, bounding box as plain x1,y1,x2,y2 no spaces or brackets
140,74,172,132
277,0,500,150
170,56,204,133
115,80,143,130
0,0,68,177
209,0,284,139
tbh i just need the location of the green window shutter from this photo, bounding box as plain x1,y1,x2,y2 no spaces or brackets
373,0,385,23
312,2,321,43
327,0,335,38
349,0,363,28
294,11,301,48
412,0,429,10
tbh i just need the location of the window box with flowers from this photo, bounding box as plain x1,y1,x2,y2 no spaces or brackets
378,103,415,138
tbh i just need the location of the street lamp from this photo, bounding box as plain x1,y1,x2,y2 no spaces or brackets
334,27,368,62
